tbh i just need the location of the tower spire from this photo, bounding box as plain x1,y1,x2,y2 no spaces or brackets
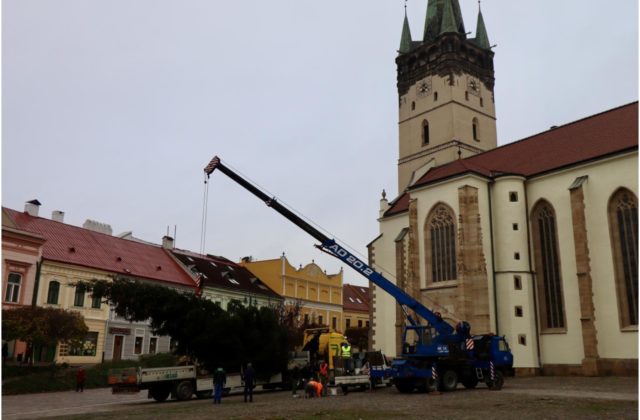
439,0,458,35
399,1,413,54
423,0,439,42
474,1,490,49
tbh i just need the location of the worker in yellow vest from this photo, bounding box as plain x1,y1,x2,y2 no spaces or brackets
341,341,352,373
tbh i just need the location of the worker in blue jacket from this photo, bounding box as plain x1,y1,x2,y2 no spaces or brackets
243,363,256,403
212,367,226,404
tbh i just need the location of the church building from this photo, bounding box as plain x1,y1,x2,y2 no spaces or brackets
368,0,638,376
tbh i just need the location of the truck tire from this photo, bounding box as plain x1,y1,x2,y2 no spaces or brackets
438,370,458,392
486,371,504,390
150,385,171,402
426,377,438,393
394,378,414,393
174,380,194,401
462,376,478,389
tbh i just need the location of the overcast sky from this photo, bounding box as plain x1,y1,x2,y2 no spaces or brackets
3,0,638,287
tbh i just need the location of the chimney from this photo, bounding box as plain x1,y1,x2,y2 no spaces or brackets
162,235,174,249
24,199,41,217
52,210,65,223
83,219,113,235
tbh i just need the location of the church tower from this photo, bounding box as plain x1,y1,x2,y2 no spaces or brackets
396,0,497,191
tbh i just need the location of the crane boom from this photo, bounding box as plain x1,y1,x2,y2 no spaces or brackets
204,156,454,336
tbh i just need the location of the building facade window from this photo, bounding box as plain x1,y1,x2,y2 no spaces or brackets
91,293,101,309
74,285,85,307
5,273,22,303
69,332,98,356
47,281,60,304
149,337,158,354
134,336,143,355
608,188,638,328
514,275,522,290
531,201,566,331
346,318,351,328
425,204,457,283
358,320,363,327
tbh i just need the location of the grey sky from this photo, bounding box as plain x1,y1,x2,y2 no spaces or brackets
3,1,638,287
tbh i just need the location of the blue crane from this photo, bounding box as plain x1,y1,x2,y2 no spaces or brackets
204,156,513,392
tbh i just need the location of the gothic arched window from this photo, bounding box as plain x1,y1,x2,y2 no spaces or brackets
425,204,457,283
608,188,638,328
531,201,566,331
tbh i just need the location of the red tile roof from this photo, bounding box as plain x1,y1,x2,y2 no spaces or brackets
343,284,369,313
3,208,197,288
385,102,638,216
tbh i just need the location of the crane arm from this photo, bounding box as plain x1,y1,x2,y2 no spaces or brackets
204,156,455,336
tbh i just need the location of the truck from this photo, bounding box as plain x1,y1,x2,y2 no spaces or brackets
204,156,514,393
108,365,228,402
108,364,285,402
301,328,373,393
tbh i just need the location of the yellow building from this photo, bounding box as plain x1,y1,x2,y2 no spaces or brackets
242,255,344,331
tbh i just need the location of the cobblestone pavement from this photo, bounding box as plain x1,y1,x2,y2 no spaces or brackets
2,376,637,419
2,388,149,419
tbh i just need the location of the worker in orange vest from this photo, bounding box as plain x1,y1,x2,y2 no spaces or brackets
305,378,323,398
318,361,329,396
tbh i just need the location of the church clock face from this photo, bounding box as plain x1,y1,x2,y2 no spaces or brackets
467,77,481,96
416,78,432,97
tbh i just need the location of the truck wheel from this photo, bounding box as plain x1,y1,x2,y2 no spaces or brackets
174,380,194,401
426,377,438,393
486,371,504,390
462,376,478,389
394,378,414,393
438,370,458,392
150,385,171,402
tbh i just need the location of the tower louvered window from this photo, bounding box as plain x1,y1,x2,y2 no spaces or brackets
608,188,638,327
427,205,457,282
422,120,430,145
532,202,565,330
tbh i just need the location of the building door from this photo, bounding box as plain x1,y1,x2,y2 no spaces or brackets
113,335,123,361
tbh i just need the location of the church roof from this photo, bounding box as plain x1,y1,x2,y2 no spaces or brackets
385,102,639,217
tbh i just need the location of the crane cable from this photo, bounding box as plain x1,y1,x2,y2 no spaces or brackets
200,173,210,255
